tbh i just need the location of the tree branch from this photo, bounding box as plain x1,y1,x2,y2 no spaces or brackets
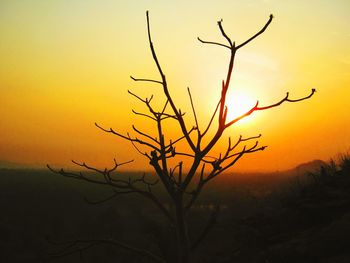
95,122,161,152
132,125,159,145
130,75,163,85
201,99,220,138
146,11,197,152
132,109,156,121
256,88,316,110
236,14,273,49
197,37,231,50
225,88,316,128
218,19,233,47
47,163,173,223
187,87,200,133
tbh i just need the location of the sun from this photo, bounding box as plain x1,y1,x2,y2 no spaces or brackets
225,92,257,124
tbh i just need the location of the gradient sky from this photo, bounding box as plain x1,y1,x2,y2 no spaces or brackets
0,0,349,172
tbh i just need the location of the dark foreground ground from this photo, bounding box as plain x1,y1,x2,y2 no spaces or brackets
0,157,349,263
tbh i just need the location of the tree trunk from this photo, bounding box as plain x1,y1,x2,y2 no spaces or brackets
175,196,190,263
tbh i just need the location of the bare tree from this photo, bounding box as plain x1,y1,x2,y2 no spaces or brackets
48,11,315,263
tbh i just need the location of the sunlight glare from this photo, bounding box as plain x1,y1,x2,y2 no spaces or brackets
226,92,257,124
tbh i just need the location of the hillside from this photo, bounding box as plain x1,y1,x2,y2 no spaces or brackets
0,157,349,262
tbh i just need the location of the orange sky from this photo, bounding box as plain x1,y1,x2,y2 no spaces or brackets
0,0,349,172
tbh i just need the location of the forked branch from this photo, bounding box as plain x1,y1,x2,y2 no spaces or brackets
236,14,273,49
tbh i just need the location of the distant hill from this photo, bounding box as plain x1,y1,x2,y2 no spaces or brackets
220,159,327,179
293,159,327,174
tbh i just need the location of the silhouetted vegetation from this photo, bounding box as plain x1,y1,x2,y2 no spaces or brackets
1,155,349,262
228,154,350,263
45,11,315,263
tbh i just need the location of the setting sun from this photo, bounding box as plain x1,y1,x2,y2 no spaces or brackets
226,92,257,124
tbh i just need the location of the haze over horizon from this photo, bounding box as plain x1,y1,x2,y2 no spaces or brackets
0,157,332,176
1,0,349,172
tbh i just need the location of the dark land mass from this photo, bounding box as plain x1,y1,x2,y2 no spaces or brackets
0,157,349,263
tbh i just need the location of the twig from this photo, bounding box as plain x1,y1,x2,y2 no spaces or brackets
187,87,200,132
197,37,231,50
130,75,163,84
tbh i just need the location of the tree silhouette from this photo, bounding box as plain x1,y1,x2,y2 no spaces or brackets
48,11,315,263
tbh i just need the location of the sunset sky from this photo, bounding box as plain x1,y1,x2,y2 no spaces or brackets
1,0,349,172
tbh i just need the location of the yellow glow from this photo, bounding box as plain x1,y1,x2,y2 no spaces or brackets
226,92,257,124
0,1,349,171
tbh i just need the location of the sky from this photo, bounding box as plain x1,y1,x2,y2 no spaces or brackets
0,0,349,172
